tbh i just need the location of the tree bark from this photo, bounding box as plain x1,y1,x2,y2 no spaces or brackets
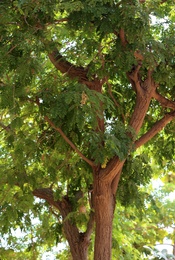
60,199,90,260
33,188,90,260
93,176,116,260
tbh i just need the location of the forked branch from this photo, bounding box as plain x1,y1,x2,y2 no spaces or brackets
100,156,125,181
127,64,143,95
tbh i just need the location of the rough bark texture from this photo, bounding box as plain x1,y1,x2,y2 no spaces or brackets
60,198,90,260
93,177,115,260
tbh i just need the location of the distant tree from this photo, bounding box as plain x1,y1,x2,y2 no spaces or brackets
0,0,175,259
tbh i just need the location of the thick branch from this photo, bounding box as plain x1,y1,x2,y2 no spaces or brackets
48,50,100,89
129,71,157,135
48,51,87,79
83,211,95,242
135,111,175,149
33,188,88,259
127,51,144,94
33,188,61,210
111,169,122,195
129,96,151,135
100,156,125,181
153,90,175,109
119,28,128,47
44,116,95,167
127,64,143,95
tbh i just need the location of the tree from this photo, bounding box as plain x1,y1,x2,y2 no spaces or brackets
0,0,175,259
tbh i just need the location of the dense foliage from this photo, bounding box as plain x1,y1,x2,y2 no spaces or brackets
0,0,175,259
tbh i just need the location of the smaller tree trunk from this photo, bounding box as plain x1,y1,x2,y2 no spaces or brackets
60,199,90,260
63,219,89,260
93,177,115,260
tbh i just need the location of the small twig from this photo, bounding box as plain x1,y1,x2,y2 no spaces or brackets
44,116,95,168
107,81,120,107
5,45,18,56
49,205,60,219
0,122,11,133
46,18,68,26
107,80,125,122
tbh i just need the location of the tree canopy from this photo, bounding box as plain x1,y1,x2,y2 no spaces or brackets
0,0,175,259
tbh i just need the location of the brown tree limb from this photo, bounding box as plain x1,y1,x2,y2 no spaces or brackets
33,188,61,210
135,110,175,149
119,28,128,47
127,64,143,96
129,70,158,136
153,90,175,109
100,74,157,181
83,211,95,243
48,50,101,89
111,169,122,195
48,51,87,79
100,156,125,181
44,116,95,167
33,188,89,259
129,95,151,135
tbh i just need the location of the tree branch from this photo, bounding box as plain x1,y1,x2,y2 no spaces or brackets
33,188,61,210
111,169,122,195
0,121,11,132
119,28,128,47
33,187,86,256
100,156,125,181
135,111,175,149
107,81,125,123
44,116,95,167
83,211,95,242
46,18,68,26
127,64,143,96
48,50,100,89
153,90,175,109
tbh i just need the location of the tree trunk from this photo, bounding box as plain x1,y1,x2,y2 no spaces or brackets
62,219,89,260
64,224,89,260
33,189,90,260
60,199,90,260
93,176,115,260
